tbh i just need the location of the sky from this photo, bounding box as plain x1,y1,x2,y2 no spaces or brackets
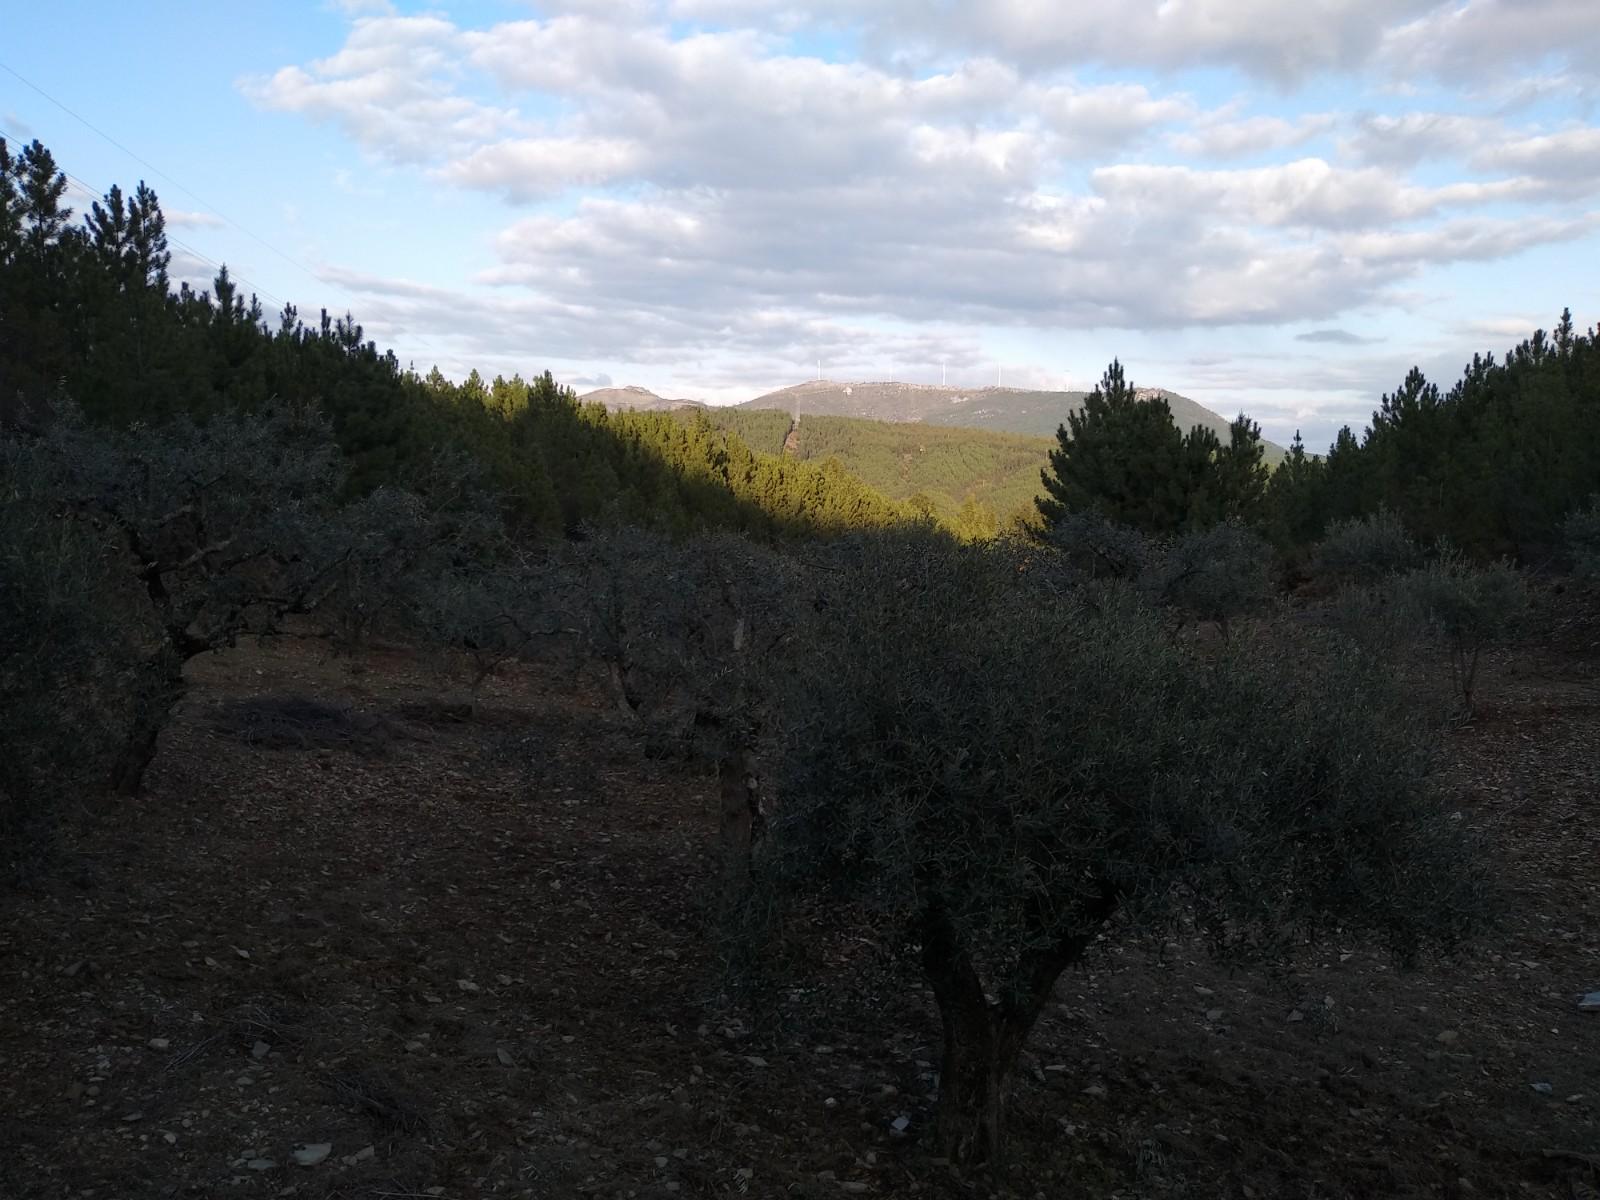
5,1,1599,447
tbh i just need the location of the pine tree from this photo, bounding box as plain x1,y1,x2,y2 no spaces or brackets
1037,360,1191,535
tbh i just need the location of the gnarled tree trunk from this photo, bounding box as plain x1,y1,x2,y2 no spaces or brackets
110,658,186,796
920,885,1120,1167
718,746,762,899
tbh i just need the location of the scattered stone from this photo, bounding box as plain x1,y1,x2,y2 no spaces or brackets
497,1048,514,1066
1206,1008,1224,1022
1193,986,1215,997
890,1115,910,1135
744,1056,768,1068
148,1038,170,1051
1436,1030,1459,1045
1287,1010,1305,1023
1081,1084,1108,1098
840,1183,870,1194
292,1143,332,1167
120,1112,142,1123
245,1158,276,1171
1532,1082,1554,1096
251,1041,271,1060
61,959,86,978
1579,992,1600,1012
457,979,480,993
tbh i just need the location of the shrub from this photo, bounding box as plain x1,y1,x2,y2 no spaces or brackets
1564,495,1600,579
1393,552,1527,717
1041,508,1153,581
0,437,137,852
1139,519,1274,638
1314,509,1421,584
748,532,1483,1166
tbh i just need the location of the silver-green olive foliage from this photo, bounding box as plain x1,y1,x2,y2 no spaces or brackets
751,531,1484,1162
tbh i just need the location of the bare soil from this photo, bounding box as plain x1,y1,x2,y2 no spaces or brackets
2,613,1597,1199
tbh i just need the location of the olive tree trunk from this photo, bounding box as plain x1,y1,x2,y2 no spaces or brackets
920,887,1119,1167
110,658,186,796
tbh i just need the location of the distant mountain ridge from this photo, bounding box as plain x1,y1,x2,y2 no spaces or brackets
739,379,1284,460
580,385,705,412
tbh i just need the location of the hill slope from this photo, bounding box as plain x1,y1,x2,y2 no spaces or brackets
579,385,705,412
703,407,1053,525
742,380,1285,462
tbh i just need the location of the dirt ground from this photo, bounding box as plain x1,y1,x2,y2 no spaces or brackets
2,601,1597,1199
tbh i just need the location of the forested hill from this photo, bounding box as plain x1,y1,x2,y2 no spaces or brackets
6,134,1596,558
0,137,909,540
703,408,1054,535
742,379,1286,463
578,386,705,413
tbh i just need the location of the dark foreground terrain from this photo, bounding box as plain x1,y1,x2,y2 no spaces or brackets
2,612,1597,1199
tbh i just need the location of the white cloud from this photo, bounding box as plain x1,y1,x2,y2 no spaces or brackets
164,209,226,229
241,16,518,163
239,3,1600,422
1168,111,1335,160
672,0,1600,87
1378,0,1600,84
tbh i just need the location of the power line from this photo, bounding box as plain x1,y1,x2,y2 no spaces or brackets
0,63,481,377
2,59,315,285
0,121,289,310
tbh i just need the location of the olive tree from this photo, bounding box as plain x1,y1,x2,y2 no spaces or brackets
1,436,137,849
401,543,569,715
1313,508,1422,585
561,526,809,889
1137,519,1274,639
13,404,410,793
1045,513,1273,639
752,532,1483,1167
1041,509,1152,581
1393,552,1527,718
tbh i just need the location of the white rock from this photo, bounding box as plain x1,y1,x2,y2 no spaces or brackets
252,1041,271,1060
1578,992,1600,1012
148,1038,170,1051
292,1143,332,1167
246,1158,276,1171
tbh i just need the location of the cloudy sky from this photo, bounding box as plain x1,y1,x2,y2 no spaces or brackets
7,1,1599,445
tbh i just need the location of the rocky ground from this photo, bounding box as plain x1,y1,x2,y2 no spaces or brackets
1,604,1597,1199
